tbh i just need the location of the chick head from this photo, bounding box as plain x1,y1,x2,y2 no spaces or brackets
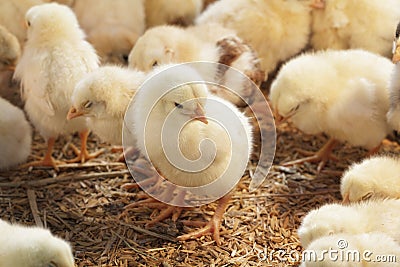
128,26,187,71
0,25,21,71
298,204,353,248
5,227,74,267
156,83,209,125
68,66,138,120
25,3,84,43
340,162,377,204
393,21,400,63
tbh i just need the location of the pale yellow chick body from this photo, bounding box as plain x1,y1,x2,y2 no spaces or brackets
68,65,146,145
73,0,145,65
341,156,400,203
128,24,264,106
0,0,44,45
0,96,31,169
0,219,74,267
14,3,100,167
300,233,400,266
196,0,311,76
132,64,253,188
298,199,400,248
145,0,203,28
311,0,400,58
386,23,400,130
270,49,393,170
0,24,21,71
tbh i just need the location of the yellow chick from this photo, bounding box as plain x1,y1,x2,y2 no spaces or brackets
298,199,400,248
131,64,253,244
0,0,44,45
67,65,146,145
340,156,400,204
0,24,21,71
270,49,393,172
310,0,400,58
0,96,31,170
196,0,311,76
14,3,100,168
386,22,400,130
73,0,145,65
0,219,74,267
144,0,203,28
300,233,400,267
128,24,264,106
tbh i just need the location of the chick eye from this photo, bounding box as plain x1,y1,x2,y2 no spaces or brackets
122,54,129,63
290,104,300,113
174,102,183,109
48,261,58,267
27,20,31,27
152,60,158,67
84,101,93,109
361,192,373,201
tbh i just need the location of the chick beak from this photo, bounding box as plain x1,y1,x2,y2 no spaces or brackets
67,107,85,120
6,65,15,71
191,103,208,124
393,42,400,63
274,107,290,126
342,193,350,205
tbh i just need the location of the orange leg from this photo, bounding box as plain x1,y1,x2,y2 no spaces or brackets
67,130,104,163
20,137,63,171
282,138,338,173
177,193,232,246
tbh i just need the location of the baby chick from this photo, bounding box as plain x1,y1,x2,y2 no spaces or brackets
298,199,400,248
0,96,31,170
0,219,74,267
14,3,100,168
68,65,146,146
131,64,253,244
73,0,145,65
196,0,311,76
128,24,264,106
145,0,203,28
300,233,400,266
310,0,400,58
0,24,21,71
340,156,400,203
0,0,44,45
386,22,400,130
270,49,393,172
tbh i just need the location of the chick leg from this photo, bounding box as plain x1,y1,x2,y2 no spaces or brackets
177,193,232,246
282,138,338,173
67,130,104,163
20,137,63,170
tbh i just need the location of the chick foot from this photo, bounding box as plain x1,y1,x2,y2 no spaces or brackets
122,187,185,227
66,130,104,163
177,193,232,246
20,137,63,171
282,138,338,173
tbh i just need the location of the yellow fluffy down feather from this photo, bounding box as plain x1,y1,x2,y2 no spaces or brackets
310,0,400,58
196,0,311,76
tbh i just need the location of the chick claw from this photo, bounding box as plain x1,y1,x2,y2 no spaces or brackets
19,157,64,172
177,193,232,246
66,143,104,163
282,138,338,174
